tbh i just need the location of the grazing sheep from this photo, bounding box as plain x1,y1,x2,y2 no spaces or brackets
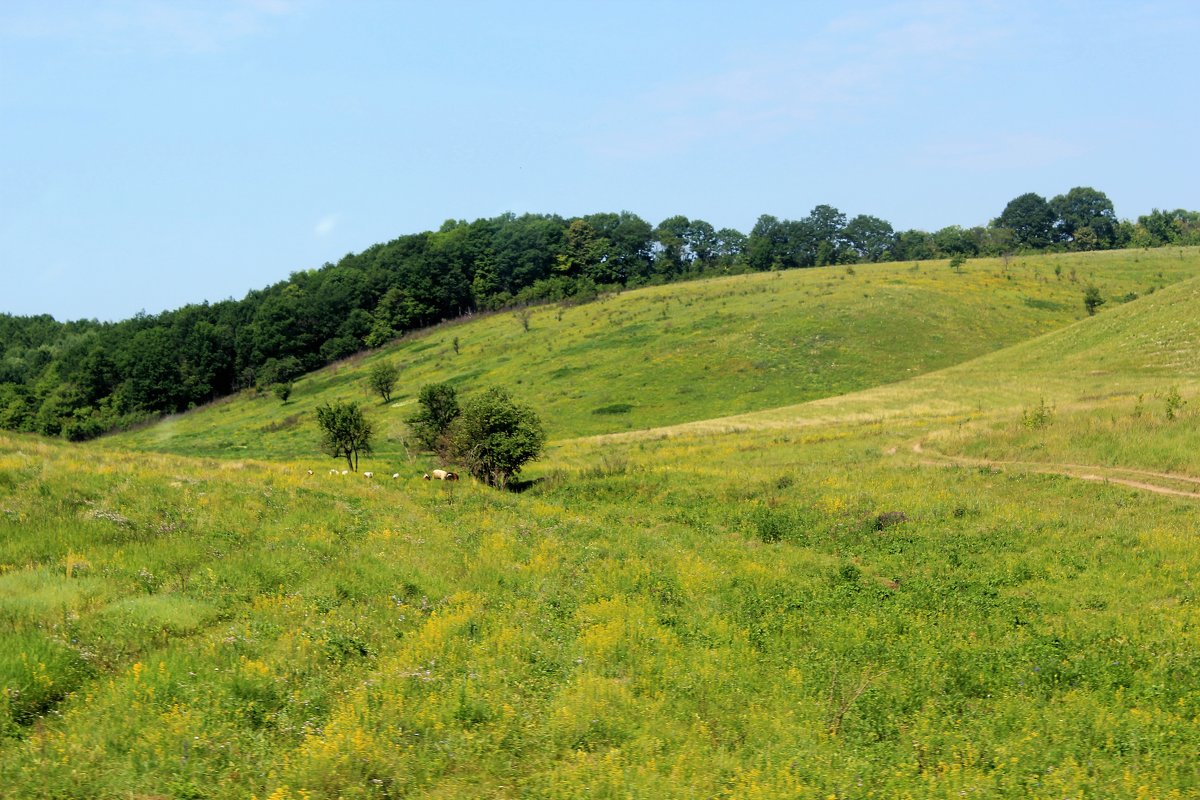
424,469,459,481
392,473,400,479
363,471,374,478
341,470,349,476
307,469,314,475
329,469,339,475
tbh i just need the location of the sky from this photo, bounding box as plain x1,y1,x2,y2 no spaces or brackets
2,1,1198,322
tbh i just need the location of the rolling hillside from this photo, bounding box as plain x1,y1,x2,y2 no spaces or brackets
4,247,1200,797
640,266,1200,478
109,248,1200,462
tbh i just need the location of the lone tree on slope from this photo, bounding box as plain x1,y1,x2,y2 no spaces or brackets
449,386,545,489
367,360,400,403
1083,285,1105,316
316,400,375,471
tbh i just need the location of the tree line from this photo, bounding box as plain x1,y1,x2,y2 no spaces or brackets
2,187,1197,441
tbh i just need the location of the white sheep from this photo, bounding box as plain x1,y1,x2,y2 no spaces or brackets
424,469,459,481
363,471,374,478
392,473,400,479
329,469,339,475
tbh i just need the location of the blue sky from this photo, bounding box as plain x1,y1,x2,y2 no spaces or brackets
2,1,1197,322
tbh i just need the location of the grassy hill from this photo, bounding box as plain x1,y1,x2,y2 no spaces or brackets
4,248,1200,797
108,248,1200,463
648,265,1200,477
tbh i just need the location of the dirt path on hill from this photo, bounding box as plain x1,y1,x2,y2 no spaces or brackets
908,441,1200,500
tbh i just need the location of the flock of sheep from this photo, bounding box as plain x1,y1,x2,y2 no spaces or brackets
307,468,459,480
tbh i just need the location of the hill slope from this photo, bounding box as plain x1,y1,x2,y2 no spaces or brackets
108,248,1200,462
641,266,1200,430
5,260,1200,794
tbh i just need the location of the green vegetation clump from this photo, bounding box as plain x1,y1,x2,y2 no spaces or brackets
1165,386,1186,421
448,386,545,488
1021,398,1055,430
406,383,461,455
367,361,400,403
315,400,374,471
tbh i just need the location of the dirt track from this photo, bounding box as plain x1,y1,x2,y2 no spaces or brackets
908,441,1200,500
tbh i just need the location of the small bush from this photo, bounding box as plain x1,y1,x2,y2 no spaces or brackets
449,386,545,489
407,383,461,455
1022,398,1054,430
873,511,907,531
1165,386,1186,421
836,563,862,585
750,507,789,543
367,361,400,403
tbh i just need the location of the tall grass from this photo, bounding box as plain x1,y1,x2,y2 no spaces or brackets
3,249,1200,796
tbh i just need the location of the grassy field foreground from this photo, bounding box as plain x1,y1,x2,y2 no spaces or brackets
3,413,1200,796
4,249,1200,797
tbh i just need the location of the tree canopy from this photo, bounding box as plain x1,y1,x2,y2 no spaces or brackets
1051,187,1118,249
316,401,374,472
996,193,1058,249
449,386,545,489
367,361,400,404
407,382,461,456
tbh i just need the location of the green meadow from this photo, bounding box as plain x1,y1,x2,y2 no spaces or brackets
109,247,1198,461
4,249,1200,798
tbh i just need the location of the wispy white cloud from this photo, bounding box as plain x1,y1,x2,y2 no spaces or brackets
583,1,1015,159
912,132,1084,172
314,213,339,237
1,0,306,54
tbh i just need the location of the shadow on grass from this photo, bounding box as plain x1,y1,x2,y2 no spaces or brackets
507,476,545,494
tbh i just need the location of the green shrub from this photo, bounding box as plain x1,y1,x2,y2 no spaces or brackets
1022,398,1054,429
449,386,545,488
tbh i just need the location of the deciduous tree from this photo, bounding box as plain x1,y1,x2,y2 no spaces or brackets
1051,187,1117,249
996,192,1057,249
407,382,461,454
449,386,545,488
367,361,400,403
316,401,374,471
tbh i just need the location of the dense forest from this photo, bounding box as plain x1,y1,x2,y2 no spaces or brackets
2,187,1198,440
